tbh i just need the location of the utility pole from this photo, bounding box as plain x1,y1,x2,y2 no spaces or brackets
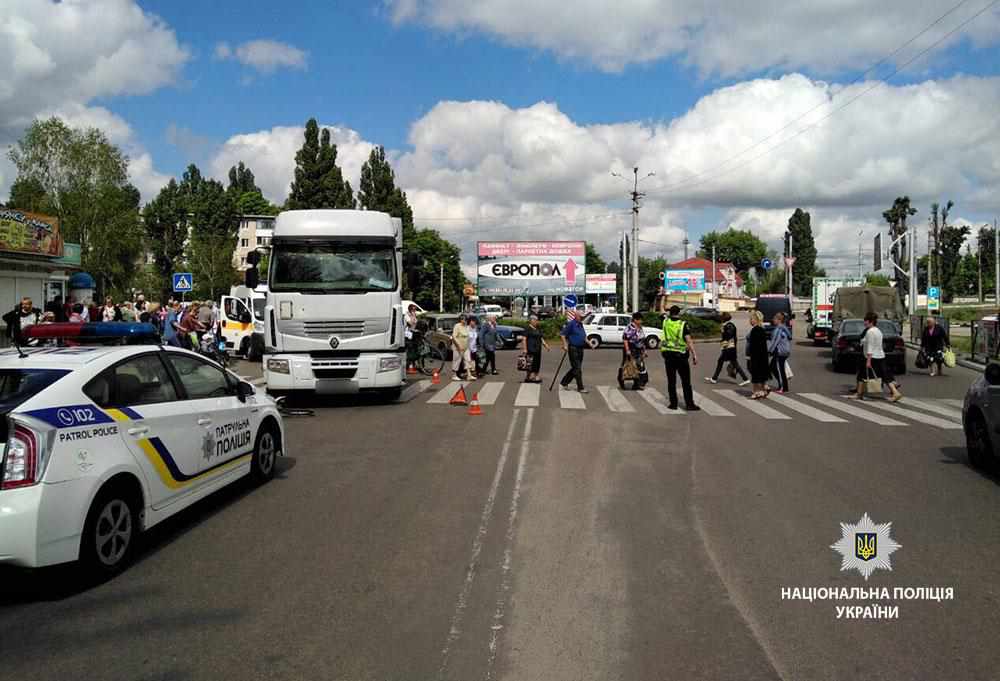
712,244,718,310
979,230,984,303
612,168,654,312
995,217,999,308
621,233,628,313
683,231,690,260
439,262,444,313
858,229,864,279
909,221,918,316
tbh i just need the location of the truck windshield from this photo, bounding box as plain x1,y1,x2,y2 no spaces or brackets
271,242,397,292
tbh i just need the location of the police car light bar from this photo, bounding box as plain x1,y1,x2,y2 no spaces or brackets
24,322,159,340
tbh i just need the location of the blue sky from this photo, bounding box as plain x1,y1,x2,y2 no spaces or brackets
2,0,1000,273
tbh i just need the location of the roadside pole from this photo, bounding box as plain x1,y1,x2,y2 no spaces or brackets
439,263,444,313
995,217,998,309
712,244,718,310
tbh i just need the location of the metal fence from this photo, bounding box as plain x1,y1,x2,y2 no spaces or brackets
971,319,999,363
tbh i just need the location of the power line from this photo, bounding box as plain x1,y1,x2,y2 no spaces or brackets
643,0,995,198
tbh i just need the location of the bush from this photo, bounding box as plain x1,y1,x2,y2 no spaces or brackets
505,317,567,341
641,312,720,339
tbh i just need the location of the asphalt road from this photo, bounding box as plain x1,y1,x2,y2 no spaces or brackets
3,318,999,681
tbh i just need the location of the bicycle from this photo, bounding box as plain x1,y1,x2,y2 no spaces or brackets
411,335,446,376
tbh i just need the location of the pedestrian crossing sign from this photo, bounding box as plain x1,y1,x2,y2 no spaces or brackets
172,273,194,293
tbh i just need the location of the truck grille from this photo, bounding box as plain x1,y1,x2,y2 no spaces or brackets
303,320,366,338
311,357,360,379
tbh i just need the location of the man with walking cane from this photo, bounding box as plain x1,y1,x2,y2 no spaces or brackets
557,309,589,393
661,305,700,411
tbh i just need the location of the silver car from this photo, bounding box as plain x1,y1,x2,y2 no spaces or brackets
963,363,1000,469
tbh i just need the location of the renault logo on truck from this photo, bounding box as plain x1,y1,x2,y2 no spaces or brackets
329,337,340,349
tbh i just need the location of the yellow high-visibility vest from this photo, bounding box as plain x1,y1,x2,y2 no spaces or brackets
661,318,687,353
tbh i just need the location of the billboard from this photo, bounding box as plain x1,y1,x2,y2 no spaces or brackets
663,268,705,292
586,273,617,294
0,209,63,257
477,241,585,296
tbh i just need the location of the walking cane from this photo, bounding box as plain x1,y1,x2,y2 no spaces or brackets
549,349,568,391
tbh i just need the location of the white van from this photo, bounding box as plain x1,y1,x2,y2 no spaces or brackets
221,285,266,360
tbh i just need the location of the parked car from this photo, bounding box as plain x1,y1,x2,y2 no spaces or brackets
755,294,794,339
964,363,1000,469
680,306,723,322
423,313,523,359
830,318,906,374
530,304,557,319
582,313,662,350
471,304,507,318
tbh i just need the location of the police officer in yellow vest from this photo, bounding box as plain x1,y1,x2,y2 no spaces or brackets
661,305,700,411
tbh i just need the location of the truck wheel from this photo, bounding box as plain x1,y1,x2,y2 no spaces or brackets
81,484,139,577
384,387,404,402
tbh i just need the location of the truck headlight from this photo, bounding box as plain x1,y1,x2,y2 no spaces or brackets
267,358,290,374
379,357,402,372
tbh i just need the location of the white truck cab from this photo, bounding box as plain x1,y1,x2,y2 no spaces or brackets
262,210,406,398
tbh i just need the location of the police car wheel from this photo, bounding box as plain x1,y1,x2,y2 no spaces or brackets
645,336,660,350
81,489,138,575
251,426,279,483
966,411,995,470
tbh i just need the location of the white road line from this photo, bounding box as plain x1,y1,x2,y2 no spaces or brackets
852,398,963,430
935,398,965,409
597,386,636,413
638,387,675,415
486,409,533,680
476,382,505,406
714,389,791,419
558,388,587,410
691,390,735,416
398,379,432,403
768,393,847,423
426,381,469,404
438,409,521,680
514,382,540,407
890,397,963,422
799,393,907,426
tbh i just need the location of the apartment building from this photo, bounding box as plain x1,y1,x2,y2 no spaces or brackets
234,214,275,270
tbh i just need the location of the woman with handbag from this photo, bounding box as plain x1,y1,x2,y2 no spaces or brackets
850,312,902,401
920,316,950,376
767,312,792,394
746,310,770,399
706,312,749,385
618,312,647,391
520,315,550,384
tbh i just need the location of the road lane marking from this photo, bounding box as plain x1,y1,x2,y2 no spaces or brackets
514,382,540,407
691,390,735,416
799,393,907,426
438,409,522,680
486,409,533,680
426,381,470,404
935,398,965,409
768,393,847,423
889,397,963,422
638,387,676,415
477,382,505,406
398,379,432,403
558,388,587,409
852,398,962,430
714,389,791,419
597,386,636,413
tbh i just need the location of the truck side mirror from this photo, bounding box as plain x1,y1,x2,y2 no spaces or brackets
245,266,259,289
406,269,420,292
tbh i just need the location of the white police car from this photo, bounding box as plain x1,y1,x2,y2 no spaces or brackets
0,323,285,574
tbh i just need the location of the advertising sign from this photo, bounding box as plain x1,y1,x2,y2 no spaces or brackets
585,273,617,294
662,268,706,292
0,209,63,257
477,241,585,296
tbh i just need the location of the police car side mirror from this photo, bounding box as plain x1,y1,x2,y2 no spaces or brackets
237,381,255,401
985,363,1000,386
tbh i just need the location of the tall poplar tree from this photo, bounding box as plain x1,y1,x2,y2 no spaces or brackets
286,119,354,209
787,208,817,295
358,145,414,239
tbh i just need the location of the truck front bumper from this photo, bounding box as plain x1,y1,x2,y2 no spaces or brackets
263,352,405,393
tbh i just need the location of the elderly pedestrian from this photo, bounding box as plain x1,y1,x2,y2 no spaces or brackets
660,305,699,410
706,312,749,385
451,314,472,380
101,296,119,322
767,312,792,394
921,316,950,376
467,316,481,379
559,309,589,393
3,297,42,344
480,315,501,375
618,312,648,391
521,315,549,383
746,310,770,399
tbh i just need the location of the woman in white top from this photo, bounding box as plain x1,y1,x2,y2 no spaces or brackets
850,312,902,401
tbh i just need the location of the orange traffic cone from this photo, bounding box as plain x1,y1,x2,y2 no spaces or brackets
449,385,468,406
407,365,418,375
467,393,483,415
432,369,441,385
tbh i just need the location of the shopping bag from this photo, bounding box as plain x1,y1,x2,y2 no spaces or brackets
784,361,794,379
943,348,957,368
622,357,640,380
517,354,528,371
915,349,929,369
864,368,882,394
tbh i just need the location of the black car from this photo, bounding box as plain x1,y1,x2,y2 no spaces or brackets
831,319,906,374
755,295,794,339
681,306,723,322
530,304,557,319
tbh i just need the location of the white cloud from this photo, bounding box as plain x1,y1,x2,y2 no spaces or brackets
214,39,308,74
386,0,1000,74
0,0,187,202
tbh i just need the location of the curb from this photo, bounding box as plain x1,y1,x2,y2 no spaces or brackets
903,341,985,373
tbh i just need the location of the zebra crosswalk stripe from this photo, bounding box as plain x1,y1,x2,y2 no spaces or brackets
558,388,586,410
477,382,505,405
637,387,674,415
768,393,847,423
690,390,734,416
514,382,540,407
888,397,962,422
398,379,432,403
714,389,791,419
799,393,907,426
426,381,470,404
850,398,962,430
597,386,636,413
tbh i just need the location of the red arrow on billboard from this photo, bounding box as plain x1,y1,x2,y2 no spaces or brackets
564,258,577,284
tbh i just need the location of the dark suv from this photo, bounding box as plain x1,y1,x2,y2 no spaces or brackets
755,295,794,338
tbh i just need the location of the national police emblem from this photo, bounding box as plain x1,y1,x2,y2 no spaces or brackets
831,513,900,580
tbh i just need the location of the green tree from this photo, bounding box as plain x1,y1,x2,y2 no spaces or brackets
6,176,50,213
882,196,917,289
182,165,238,300
698,229,768,274
638,255,667,310
977,226,996,298
407,227,463,311
143,179,189,301
227,161,259,196
286,119,355,210
8,117,140,292
585,242,606,275
358,145,414,235
235,190,279,216
786,208,817,296
865,272,892,287
938,221,969,302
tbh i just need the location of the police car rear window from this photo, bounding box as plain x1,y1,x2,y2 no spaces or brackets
0,369,70,410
